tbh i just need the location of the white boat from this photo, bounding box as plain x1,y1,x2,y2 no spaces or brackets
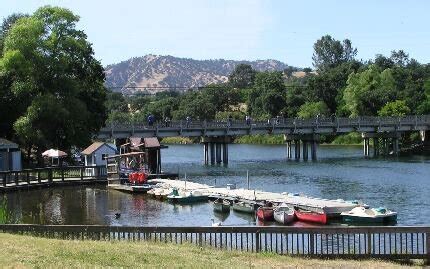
341,206,397,224
273,203,295,225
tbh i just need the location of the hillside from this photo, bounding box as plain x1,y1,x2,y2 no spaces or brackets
104,55,292,94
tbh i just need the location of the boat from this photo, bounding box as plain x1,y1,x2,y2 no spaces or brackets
213,199,231,213
256,202,274,221
295,209,327,224
273,204,295,225
167,188,208,204
341,206,397,224
232,201,255,214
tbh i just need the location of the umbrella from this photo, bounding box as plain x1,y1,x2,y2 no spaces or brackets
42,149,68,158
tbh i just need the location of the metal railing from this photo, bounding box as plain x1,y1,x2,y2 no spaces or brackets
0,166,107,191
100,115,430,137
0,224,429,259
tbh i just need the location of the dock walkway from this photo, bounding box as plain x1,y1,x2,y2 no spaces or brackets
149,179,359,216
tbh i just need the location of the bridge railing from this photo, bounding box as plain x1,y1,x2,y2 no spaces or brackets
0,224,429,260
100,115,430,135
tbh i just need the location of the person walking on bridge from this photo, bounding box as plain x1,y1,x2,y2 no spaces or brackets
147,114,155,127
186,116,191,128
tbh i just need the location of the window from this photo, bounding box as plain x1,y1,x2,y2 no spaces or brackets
102,154,108,160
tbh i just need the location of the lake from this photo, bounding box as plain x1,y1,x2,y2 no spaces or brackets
1,144,429,226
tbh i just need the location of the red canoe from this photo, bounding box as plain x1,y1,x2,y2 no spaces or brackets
256,207,274,221
295,210,327,224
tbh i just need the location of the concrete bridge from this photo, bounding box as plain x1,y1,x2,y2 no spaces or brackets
98,115,430,164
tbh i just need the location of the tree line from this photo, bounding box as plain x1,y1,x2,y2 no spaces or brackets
107,35,430,124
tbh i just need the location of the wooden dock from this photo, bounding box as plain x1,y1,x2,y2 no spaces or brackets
108,184,152,193
149,179,360,216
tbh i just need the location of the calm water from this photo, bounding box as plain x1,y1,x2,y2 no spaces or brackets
1,144,429,226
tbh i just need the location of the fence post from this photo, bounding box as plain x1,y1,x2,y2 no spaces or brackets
198,232,202,247
426,232,430,265
61,166,65,181
15,172,19,186
255,231,260,253
309,233,315,255
37,171,41,183
2,172,6,187
48,169,53,184
80,167,84,180
26,171,30,184
367,232,372,255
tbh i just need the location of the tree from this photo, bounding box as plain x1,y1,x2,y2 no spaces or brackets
297,101,329,119
306,61,362,113
312,35,357,71
343,65,396,116
0,13,28,57
247,71,285,118
377,100,411,117
0,6,107,157
228,64,256,89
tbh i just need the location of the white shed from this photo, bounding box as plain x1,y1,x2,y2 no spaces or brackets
81,142,117,166
0,138,22,171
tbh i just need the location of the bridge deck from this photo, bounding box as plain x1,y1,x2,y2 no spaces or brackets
98,115,430,139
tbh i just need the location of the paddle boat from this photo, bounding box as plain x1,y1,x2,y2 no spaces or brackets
213,199,231,213
341,206,397,224
273,203,295,225
167,188,208,204
295,209,327,224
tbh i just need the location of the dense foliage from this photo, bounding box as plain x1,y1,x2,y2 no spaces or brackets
0,6,106,160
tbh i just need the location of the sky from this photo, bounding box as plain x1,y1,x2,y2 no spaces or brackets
1,0,429,67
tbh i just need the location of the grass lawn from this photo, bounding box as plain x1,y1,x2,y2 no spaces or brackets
0,233,420,268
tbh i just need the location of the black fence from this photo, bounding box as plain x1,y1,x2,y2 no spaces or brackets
0,224,429,260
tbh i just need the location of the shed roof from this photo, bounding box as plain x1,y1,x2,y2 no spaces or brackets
81,142,117,155
0,138,18,149
144,137,161,148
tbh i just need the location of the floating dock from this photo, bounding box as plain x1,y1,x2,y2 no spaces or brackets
108,184,153,193
148,179,360,217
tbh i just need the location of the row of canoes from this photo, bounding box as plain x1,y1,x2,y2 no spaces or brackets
214,199,397,225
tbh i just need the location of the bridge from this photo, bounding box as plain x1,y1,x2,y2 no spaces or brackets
98,115,430,164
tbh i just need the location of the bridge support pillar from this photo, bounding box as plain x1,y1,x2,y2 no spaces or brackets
222,143,228,164
203,143,209,165
393,137,399,156
202,136,232,165
210,143,215,164
373,138,379,157
215,143,222,164
286,141,292,159
363,138,370,157
285,134,320,161
311,140,317,161
302,141,308,161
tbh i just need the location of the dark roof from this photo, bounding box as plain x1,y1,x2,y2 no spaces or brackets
144,137,161,148
81,142,117,155
0,138,18,149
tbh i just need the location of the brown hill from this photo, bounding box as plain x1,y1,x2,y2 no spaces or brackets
105,55,292,94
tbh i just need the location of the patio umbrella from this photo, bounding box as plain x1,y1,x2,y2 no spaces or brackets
42,149,68,158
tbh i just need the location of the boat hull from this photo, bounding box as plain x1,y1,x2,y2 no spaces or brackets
295,210,327,224
342,214,397,224
232,203,254,214
274,211,295,225
167,195,208,204
213,202,231,213
256,207,274,221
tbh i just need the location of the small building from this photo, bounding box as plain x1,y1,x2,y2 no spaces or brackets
0,138,22,171
81,142,118,166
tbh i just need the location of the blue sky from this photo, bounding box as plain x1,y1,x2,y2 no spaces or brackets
1,0,429,67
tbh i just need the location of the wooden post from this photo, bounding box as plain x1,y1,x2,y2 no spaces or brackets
2,172,6,187
61,166,65,181
80,167,84,180
26,171,30,184
309,233,315,255
37,171,41,183
426,232,430,265
255,231,260,253
367,232,372,254
15,172,19,186
48,169,53,184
